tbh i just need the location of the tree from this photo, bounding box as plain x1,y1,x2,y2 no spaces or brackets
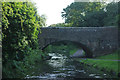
103,2,119,26
61,2,119,27
61,2,106,27
2,2,46,63
48,23,72,27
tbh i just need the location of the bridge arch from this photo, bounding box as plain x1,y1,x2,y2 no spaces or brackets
38,27,118,57
41,40,93,58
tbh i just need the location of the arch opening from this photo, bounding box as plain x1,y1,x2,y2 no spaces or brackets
42,40,93,58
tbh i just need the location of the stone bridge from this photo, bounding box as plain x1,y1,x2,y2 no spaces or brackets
38,27,118,57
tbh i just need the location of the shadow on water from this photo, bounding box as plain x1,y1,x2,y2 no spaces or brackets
25,53,114,80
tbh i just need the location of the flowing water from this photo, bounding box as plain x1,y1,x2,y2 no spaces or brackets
25,53,113,80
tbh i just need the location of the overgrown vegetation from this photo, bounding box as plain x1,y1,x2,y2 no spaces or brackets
2,2,46,78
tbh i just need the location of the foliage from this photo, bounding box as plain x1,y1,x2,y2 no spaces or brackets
2,2,46,78
61,2,119,27
48,23,72,27
103,2,119,26
40,14,47,27
2,2,45,63
23,48,44,65
44,42,81,56
2,48,44,78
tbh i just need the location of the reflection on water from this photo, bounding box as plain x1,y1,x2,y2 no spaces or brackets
25,53,113,79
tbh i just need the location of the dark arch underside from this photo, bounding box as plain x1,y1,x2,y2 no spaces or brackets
41,40,93,58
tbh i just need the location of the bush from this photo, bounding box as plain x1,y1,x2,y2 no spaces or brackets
2,1,46,78
2,47,44,78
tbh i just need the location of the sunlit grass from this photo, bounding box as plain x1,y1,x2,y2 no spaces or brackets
77,49,120,75
80,59,119,73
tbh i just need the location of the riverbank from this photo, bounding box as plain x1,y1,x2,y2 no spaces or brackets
75,50,120,78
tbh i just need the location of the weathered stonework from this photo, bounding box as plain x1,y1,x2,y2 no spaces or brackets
38,27,118,57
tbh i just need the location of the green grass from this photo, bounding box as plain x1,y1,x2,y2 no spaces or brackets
96,51,118,60
69,48,78,55
77,50,120,75
79,59,119,73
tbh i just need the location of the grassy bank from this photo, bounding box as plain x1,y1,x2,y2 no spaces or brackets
79,58,119,73
95,52,118,60
76,50,120,77
69,48,78,55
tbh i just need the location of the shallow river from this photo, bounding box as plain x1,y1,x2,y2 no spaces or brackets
25,53,113,80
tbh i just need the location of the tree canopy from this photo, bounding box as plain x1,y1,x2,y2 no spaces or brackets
2,2,46,63
48,23,72,27
61,2,119,27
